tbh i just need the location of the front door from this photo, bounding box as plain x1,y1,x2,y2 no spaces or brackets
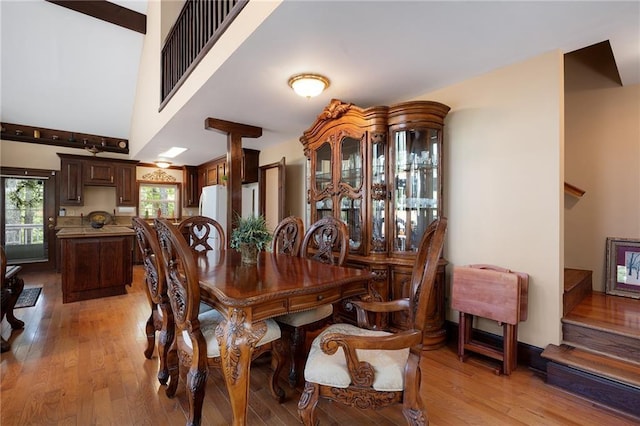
1,167,57,270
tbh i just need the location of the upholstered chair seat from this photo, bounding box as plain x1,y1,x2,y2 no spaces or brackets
182,309,281,356
304,323,409,391
297,218,448,426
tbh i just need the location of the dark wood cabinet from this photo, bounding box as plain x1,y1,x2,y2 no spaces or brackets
115,164,137,206
182,166,200,207
83,160,115,185
197,148,260,189
58,153,139,207
301,99,450,349
59,156,83,205
60,234,133,303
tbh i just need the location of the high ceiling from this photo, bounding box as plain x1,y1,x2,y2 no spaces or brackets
2,1,639,166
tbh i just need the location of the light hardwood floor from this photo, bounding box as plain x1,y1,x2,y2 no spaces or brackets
1,266,637,425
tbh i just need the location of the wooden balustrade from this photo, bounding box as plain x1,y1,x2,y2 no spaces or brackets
160,0,248,108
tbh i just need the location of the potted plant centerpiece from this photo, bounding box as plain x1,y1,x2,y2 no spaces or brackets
230,214,272,264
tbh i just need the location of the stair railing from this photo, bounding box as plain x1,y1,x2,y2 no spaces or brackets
160,0,248,109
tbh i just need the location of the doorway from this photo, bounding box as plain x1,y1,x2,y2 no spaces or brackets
259,157,285,232
1,167,57,270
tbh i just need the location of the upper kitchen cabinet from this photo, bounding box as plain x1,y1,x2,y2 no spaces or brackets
198,148,260,188
182,166,200,208
83,160,115,185
57,154,139,207
115,163,137,206
59,155,84,205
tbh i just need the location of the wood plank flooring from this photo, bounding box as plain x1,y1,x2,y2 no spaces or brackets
2,266,638,425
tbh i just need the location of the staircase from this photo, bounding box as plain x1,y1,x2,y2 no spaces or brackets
541,268,640,418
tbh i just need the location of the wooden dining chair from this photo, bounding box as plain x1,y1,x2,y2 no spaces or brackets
298,217,447,426
131,217,174,385
275,216,348,387
271,216,304,256
178,215,226,251
154,218,285,426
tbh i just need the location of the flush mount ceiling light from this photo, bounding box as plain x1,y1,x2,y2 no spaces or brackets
155,160,172,169
288,73,330,98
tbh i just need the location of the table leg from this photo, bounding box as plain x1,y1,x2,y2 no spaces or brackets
215,308,267,426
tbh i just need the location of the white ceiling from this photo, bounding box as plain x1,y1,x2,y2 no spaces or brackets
2,1,639,167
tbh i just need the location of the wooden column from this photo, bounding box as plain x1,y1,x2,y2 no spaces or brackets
204,118,262,246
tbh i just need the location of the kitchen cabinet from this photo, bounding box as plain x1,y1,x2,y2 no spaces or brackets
115,163,137,206
57,153,139,207
58,227,134,303
198,148,260,188
183,166,200,207
59,156,83,205
301,99,450,349
84,160,115,185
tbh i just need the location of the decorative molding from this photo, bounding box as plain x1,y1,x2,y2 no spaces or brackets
141,170,177,182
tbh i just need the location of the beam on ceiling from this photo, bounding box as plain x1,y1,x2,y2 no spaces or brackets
46,0,146,34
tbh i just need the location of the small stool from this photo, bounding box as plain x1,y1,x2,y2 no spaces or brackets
452,264,528,375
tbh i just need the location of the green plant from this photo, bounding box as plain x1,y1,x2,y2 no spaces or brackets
229,214,272,251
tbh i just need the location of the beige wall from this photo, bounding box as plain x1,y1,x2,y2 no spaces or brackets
416,51,565,347
258,138,307,222
564,60,640,291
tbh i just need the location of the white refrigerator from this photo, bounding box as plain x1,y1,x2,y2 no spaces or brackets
198,183,260,239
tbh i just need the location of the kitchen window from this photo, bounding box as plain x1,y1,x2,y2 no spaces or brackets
138,182,180,220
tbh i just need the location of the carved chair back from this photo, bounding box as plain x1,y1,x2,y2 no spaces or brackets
154,218,203,334
178,215,226,251
271,216,304,257
300,216,348,266
409,217,447,333
132,217,167,308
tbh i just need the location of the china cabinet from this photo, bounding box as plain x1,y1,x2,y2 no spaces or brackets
300,99,450,348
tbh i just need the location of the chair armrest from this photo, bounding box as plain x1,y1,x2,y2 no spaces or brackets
319,329,421,387
352,298,410,329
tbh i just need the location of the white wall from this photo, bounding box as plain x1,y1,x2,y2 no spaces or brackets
564,60,640,290
416,51,565,347
128,1,282,159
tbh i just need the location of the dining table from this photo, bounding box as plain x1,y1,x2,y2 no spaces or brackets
194,249,374,426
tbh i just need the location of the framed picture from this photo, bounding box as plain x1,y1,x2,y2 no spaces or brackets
605,237,640,299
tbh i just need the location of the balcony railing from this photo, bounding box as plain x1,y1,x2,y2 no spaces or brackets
160,0,248,109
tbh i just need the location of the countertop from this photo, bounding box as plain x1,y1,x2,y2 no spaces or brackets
56,225,136,238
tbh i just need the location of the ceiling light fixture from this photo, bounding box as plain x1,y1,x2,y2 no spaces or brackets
155,160,172,169
288,73,330,98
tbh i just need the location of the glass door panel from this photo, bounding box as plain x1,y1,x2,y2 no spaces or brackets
340,137,362,189
315,197,333,220
371,141,386,252
3,177,46,262
315,142,332,192
340,197,362,251
393,128,441,253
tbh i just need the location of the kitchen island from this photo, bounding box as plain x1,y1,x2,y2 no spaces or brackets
57,226,135,303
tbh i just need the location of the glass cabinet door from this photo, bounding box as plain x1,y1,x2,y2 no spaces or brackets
315,142,332,192
339,137,362,189
371,140,386,252
392,128,441,253
338,136,363,251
